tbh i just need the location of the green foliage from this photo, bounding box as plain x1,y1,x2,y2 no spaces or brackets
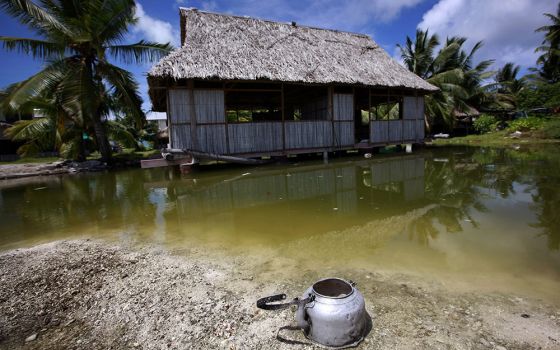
0,0,172,161
518,81,560,110
506,117,546,132
473,114,498,134
543,119,560,139
535,3,560,83
398,30,495,132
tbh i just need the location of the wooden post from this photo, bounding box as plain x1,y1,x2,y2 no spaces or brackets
166,88,172,149
223,82,230,155
329,85,335,149
368,88,372,143
187,80,198,151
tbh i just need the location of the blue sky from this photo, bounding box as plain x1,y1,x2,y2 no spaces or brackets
0,0,556,111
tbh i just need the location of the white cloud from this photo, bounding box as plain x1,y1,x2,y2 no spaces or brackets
133,3,178,46
418,0,556,69
217,0,424,33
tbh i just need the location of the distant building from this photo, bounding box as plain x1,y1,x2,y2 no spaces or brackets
146,111,168,131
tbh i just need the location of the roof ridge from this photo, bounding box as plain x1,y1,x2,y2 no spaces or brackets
179,7,371,39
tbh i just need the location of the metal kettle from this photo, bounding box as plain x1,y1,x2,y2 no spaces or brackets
257,278,369,348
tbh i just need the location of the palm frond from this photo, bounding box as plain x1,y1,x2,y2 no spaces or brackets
106,120,137,148
5,116,52,141
98,61,144,128
0,0,70,36
6,59,67,108
108,40,172,64
95,0,137,44
0,36,64,59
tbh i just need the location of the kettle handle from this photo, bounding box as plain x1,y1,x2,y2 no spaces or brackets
257,293,302,310
256,293,314,312
295,294,315,332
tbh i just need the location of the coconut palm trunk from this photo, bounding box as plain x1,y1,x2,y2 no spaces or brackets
93,117,112,162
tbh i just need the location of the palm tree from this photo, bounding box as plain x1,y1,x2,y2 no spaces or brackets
491,62,525,110
0,0,172,161
398,30,496,131
535,3,560,83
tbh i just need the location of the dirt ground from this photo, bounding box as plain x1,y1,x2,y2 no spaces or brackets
0,240,559,350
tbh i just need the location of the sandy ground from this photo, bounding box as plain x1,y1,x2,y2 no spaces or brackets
0,162,72,180
0,240,559,350
0,160,113,180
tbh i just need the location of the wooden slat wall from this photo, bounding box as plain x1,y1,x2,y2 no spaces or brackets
403,96,419,119
197,125,227,154
194,90,225,124
285,121,333,149
170,125,192,149
168,89,191,123
333,93,355,146
403,120,416,140
333,94,353,121
228,123,283,154
370,121,388,143
333,122,354,146
168,87,428,154
370,96,425,144
388,120,402,142
416,120,425,141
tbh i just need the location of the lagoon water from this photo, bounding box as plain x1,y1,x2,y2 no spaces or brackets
1,146,559,303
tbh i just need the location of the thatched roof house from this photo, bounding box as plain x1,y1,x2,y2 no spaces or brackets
147,8,436,160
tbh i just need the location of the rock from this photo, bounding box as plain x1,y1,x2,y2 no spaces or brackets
25,333,37,342
509,131,522,138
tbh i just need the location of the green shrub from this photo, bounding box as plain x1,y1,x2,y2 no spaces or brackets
506,117,546,132
543,119,560,139
473,114,498,134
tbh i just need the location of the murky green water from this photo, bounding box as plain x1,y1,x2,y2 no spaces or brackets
1,146,560,303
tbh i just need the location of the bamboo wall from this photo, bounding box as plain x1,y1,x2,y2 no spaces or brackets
369,96,425,144
167,88,425,155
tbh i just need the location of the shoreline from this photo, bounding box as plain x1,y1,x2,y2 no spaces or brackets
1,240,558,349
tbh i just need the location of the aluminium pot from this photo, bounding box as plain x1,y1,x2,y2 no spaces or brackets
257,278,369,348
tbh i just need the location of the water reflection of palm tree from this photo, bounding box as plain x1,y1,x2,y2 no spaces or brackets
407,150,489,245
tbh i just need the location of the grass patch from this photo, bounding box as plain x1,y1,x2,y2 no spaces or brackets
433,118,560,147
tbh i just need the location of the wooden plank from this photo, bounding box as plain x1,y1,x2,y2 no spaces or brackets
333,94,354,121
402,96,417,120
197,124,227,154
140,155,192,169
285,121,333,149
370,121,388,143
388,120,403,142
416,119,425,141
333,121,354,146
170,125,193,149
194,90,225,124
403,120,416,140
228,123,283,153
168,89,190,123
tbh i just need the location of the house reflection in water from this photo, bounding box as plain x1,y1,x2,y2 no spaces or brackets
158,155,427,244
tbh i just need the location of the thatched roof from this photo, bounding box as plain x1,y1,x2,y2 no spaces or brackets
148,8,437,105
